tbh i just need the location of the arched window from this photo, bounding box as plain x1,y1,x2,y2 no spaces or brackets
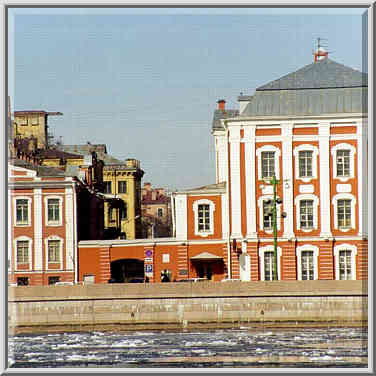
256,145,281,180
293,144,319,182
331,143,356,182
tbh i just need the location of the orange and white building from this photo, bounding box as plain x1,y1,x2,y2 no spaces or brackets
78,53,368,283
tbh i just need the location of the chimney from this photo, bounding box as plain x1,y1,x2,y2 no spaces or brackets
217,99,226,111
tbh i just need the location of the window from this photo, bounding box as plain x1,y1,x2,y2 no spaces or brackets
336,150,350,177
31,116,39,125
339,250,352,280
48,240,60,263
47,199,60,223
120,204,127,220
104,181,112,194
261,151,275,178
263,200,273,230
300,200,314,229
337,199,351,229
17,277,29,286
109,207,115,222
334,244,357,280
158,208,163,217
193,199,215,237
198,204,210,232
301,251,314,280
118,181,127,194
296,245,319,280
16,199,28,225
264,251,276,281
48,276,60,285
299,151,313,178
16,241,29,264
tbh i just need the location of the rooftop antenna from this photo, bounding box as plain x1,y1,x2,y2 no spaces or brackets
313,37,331,62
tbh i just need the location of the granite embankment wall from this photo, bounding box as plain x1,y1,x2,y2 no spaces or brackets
8,280,368,334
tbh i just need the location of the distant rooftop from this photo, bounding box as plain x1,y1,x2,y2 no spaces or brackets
11,159,67,177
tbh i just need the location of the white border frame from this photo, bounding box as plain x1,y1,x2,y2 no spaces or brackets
333,243,358,280
44,195,63,227
331,142,356,182
44,235,64,270
193,199,215,237
256,144,281,180
293,143,319,182
13,196,32,227
296,244,319,280
332,193,357,231
294,193,319,232
13,236,33,270
259,245,282,281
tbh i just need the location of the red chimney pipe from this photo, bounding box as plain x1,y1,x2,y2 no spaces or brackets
217,99,226,111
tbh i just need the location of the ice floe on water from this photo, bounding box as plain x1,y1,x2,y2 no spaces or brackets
8,327,368,368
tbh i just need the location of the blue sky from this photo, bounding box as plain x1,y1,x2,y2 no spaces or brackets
8,7,367,190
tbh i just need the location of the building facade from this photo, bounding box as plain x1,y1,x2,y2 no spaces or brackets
78,54,368,284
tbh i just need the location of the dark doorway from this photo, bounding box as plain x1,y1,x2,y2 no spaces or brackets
110,259,144,283
193,261,220,281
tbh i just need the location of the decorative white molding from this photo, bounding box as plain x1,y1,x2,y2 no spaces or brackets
293,143,319,182
294,193,319,232
336,184,352,193
318,122,332,237
193,199,216,237
13,196,32,227
261,185,273,195
14,236,33,270
65,187,74,271
44,195,63,227
258,245,282,281
221,193,229,239
230,129,242,237
175,194,187,240
296,244,319,280
356,119,367,237
34,189,43,271
332,193,357,231
44,235,64,270
331,142,356,182
299,184,314,194
256,144,281,180
333,243,357,280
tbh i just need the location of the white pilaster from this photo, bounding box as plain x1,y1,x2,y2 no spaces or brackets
229,127,242,238
244,126,257,238
175,194,187,240
65,186,74,270
221,193,229,238
281,122,295,238
215,134,227,184
318,122,332,237
8,189,12,271
33,188,43,270
357,119,368,236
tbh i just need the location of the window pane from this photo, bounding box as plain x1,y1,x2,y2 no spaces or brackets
300,200,314,229
338,199,351,228
261,152,275,178
263,201,273,229
264,252,275,280
336,150,350,177
104,182,112,194
48,240,60,262
198,204,210,231
301,251,314,280
118,181,127,193
48,199,60,222
339,250,352,280
17,241,29,263
16,199,28,224
298,151,313,178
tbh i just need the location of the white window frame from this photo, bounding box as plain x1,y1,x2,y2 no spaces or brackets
44,196,63,226
256,145,281,180
331,143,356,182
296,245,319,280
14,196,32,227
333,244,357,280
14,236,33,268
332,193,356,232
259,245,282,281
293,144,319,183
257,195,281,233
44,235,64,269
294,194,319,232
193,199,215,237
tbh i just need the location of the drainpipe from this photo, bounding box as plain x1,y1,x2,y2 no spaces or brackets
225,124,232,279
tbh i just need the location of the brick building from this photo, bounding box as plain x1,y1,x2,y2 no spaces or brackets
78,52,368,284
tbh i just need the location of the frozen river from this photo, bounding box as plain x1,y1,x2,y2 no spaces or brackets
8,326,367,369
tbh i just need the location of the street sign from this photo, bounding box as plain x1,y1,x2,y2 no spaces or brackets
145,264,153,273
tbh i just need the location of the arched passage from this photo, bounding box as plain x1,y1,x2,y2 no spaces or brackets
110,258,144,282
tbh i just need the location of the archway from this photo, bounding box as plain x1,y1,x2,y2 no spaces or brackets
110,258,144,282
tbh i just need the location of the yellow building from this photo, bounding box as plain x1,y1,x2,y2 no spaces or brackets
59,144,144,239
13,110,63,149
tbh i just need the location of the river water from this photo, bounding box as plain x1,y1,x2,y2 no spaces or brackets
8,326,367,369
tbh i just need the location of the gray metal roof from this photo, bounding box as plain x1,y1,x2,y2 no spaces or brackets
212,109,239,131
11,159,67,177
240,59,368,117
256,58,367,91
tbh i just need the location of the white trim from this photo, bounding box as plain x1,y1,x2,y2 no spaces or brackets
256,144,281,180
333,243,357,280
44,235,64,270
357,120,367,236
44,195,63,226
245,126,257,237
65,187,74,271
221,193,229,239
293,144,319,182
14,236,33,269
13,196,32,227
257,195,281,232
33,189,43,270
332,193,357,231
296,244,319,280
9,164,37,177
294,193,319,232
193,199,215,237
259,245,282,281
331,142,356,182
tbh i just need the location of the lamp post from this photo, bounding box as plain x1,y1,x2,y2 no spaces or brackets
264,175,286,281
